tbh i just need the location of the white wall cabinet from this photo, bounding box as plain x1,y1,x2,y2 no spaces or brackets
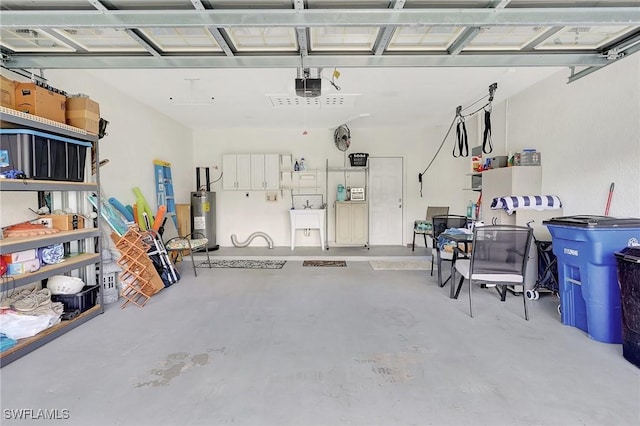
251,154,280,190
222,154,251,191
480,166,542,225
335,201,368,246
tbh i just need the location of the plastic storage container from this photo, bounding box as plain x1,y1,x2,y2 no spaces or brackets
51,284,100,314
543,215,640,344
614,247,640,367
0,129,90,181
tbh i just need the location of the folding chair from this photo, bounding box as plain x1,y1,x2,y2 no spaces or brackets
453,225,534,320
412,206,449,251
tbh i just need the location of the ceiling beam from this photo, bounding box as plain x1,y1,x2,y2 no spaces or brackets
521,26,564,50
373,0,406,56
448,27,482,56
1,52,608,69
124,29,162,57
191,0,234,56
38,29,88,53
293,0,308,61
568,31,640,82
86,0,108,12
448,0,511,55
2,8,639,28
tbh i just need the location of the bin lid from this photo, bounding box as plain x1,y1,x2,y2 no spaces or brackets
543,215,640,228
614,246,640,263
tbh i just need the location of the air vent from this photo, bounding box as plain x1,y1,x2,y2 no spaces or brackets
267,94,359,108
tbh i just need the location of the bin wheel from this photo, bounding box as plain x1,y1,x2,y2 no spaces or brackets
62,309,80,321
557,304,562,316
525,289,540,301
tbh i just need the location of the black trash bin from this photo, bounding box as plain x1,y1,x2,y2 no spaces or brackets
615,247,640,368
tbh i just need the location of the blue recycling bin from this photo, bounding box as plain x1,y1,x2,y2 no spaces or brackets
543,216,640,344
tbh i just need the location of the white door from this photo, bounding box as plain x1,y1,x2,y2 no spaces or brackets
369,157,403,245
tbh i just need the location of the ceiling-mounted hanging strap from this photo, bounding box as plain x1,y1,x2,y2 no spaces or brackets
482,106,493,154
453,106,469,158
481,82,497,154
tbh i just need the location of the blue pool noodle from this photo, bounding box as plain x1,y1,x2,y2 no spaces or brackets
108,197,134,222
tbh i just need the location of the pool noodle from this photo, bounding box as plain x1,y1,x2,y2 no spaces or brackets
108,197,134,222
153,205,167,232
132,187,155,223
136,199,147,230
132,204,139,226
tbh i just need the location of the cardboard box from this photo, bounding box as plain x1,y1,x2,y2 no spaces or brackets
514,151,542,166
15,82,66,123
66,96,100,134
7,258,41,275
1,75,16,109
2,249,37,264
41,214,85,231
175,204,192,237
488,155,508,169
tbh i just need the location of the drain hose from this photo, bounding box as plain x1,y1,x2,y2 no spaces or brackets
231,232,274,249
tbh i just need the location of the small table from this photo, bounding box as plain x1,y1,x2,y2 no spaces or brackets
438,232,473,298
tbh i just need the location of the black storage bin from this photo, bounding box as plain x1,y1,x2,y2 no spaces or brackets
31,135,66,180
0,133,32,177
51,284,100,314
66,143,87,182
615,247,640,368
0,129,90,181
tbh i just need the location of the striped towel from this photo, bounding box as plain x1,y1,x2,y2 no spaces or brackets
491,195,563,215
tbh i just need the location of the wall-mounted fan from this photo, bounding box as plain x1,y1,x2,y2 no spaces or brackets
334,124,351,152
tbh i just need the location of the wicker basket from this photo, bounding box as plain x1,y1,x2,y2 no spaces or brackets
348,153,369,167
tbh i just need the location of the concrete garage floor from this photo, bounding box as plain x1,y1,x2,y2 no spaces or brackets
1,247,639,426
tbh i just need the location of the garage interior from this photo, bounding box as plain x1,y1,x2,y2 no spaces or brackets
0,1,639,425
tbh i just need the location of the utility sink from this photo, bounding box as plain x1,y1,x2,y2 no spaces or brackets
289,209,326,250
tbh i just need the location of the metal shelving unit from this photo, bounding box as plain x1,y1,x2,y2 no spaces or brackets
324,159,369,249
0,109,103,367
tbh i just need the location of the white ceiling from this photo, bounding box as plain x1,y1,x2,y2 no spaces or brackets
80,66,563,129
1,0,638,129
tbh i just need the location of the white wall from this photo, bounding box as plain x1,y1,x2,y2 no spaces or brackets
0,69,192,231
4,57,637,241
193,125,472,248
488,55,640,217
40,69,194,210
195,56,640,248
